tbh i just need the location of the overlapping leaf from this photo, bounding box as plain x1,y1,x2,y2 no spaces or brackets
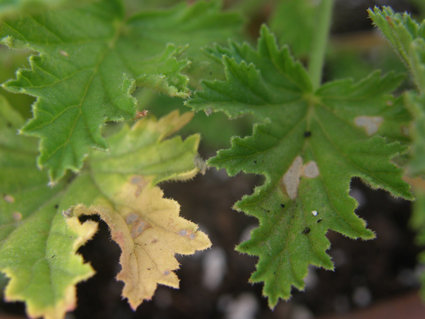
72,180,211,309
0,95,97,319
369,6,425,93
0,0,242,183
1,105,208,318
370,7,425,298
187,25,412,307
60,110,209,310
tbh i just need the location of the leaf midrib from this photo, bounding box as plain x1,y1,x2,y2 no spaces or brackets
41,19,127,164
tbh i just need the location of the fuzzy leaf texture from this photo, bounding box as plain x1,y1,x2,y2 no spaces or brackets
0,95,97,319
371,8,425,299
0,107,209,318
0,0,241,183
368,6,425,93
187,25,412,307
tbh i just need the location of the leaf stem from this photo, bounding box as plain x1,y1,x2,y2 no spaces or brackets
308,0,335,90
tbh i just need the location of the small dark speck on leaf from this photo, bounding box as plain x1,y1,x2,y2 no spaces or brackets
54,204,59,209
51,255,55,258
317,219,322,223
209,71,212,75
304,131,312,137
281,204,285,208
302,227,311,235
254,161,257,164
7,122,12,128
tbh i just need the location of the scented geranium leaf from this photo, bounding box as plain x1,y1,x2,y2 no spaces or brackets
369,7,425,93
187,25,412,307
0,95,97,319
57,110,206,309
72,180,211,309
0,0,240,183
2,107,204,317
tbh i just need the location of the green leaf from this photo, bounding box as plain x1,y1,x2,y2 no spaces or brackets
269,0,317,58
368,7,425,93
1,105,203,317
0,0,241,183
405,92,425,174
59,110,204,311
0,48,34,119
0,94,97,319
186,25,412,307
0,0,90,19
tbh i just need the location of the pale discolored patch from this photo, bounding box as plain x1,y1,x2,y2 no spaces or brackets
282,156,303,200
302,161,320,178
130,175,148,197
354,116,383,135
12,212,22,221
130,219,152,239
3,194,15,203
194,155,207,175
125,213,139,225
62,208,73,218
73,181,211,310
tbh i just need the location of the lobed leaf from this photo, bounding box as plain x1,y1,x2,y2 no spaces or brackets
372,8,425,299
0,0,242,183
72,180,211,309
369,6,425,93
0,95,97,319
187,25,412,307
1,101,207,317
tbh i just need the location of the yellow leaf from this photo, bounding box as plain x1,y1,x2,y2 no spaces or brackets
73,177,211,309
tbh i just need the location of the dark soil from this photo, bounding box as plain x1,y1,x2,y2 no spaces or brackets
69,172,423,319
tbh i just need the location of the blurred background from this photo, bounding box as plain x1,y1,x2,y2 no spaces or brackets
1,0,425,318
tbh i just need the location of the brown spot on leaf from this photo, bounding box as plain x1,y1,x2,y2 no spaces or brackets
62,208,72,218
130,219,151,239
130,176,148,197
134,110,148,120
125,213,139,225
